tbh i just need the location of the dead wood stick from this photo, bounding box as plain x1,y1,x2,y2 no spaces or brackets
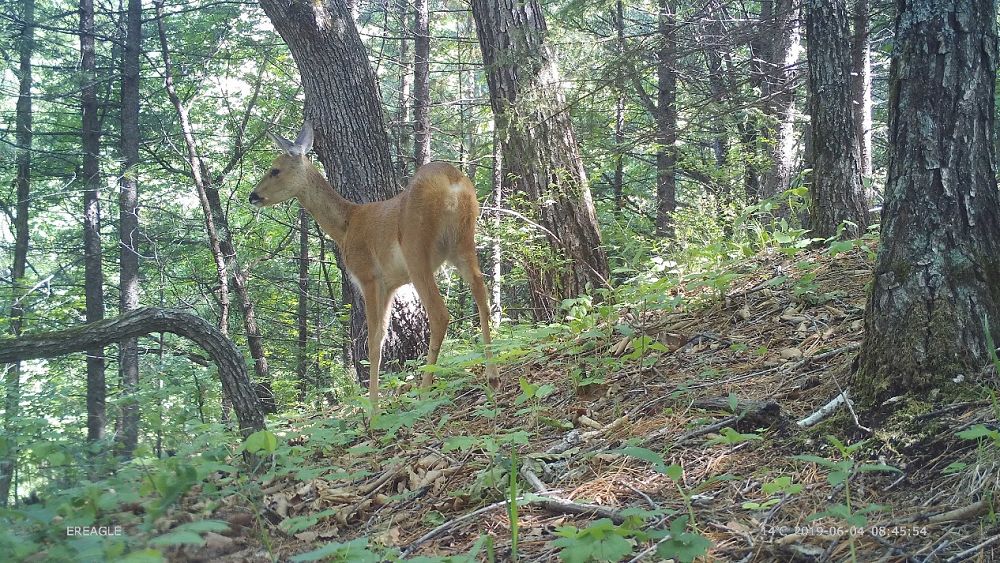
520,466,625,524
945,533,1000,563
399,499,510,558
797,392,850,427
927,500,991,523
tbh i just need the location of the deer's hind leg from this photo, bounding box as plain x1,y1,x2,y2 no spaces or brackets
451,241,500,388
404,248,450,388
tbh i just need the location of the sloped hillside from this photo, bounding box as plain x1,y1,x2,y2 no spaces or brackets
143,242,1000,561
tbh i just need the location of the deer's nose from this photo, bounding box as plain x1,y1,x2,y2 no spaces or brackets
249,192,261,205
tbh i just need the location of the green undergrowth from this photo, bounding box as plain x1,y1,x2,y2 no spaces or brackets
5,196,937,562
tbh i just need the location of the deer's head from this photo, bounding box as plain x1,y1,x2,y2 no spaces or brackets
249,122,315,207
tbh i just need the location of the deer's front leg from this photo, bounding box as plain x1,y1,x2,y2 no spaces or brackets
361,281,391,414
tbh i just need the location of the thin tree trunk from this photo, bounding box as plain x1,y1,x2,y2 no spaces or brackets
613,0,625,213
749,0,801,200
470,0,610,319
117,0,142,459
490,127,503,328
412,0,431,167
806,0,869,238
2,0,34,507
855,0,1000,409
850,0,872,180
154,3,230,336
297,206,310,401
0,309,266,437
396,0,412,179
655,0,677,237
155,3,273,411
81,0,106,443
258,0,430,383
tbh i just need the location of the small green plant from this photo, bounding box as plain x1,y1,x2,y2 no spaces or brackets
655,515,713,563
742,476,803,510
514,377,556,428
794,436,900,561
616,447,720,531
289,537,382,562
551,517,647,563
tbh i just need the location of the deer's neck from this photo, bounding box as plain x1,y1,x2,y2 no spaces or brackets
299,166,357,245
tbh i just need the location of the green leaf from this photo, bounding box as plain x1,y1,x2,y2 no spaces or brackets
175,520,229,533
552,520,634,563
656,517,712,563
244,430,278,454
443,436,480,452
957,425,1000,442
289,538,381,562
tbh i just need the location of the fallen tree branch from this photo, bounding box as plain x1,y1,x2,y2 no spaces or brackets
520,465,625,523
797,392,850,427
0,307,265,437
399,499,510,558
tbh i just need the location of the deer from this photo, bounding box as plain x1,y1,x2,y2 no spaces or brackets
249,122,500,413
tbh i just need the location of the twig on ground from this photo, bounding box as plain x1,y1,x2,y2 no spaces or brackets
945,534,1000,562
520,465,626,523
399,499,511,558
798,392,849,427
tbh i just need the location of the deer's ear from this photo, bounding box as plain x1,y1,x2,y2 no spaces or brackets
290,121,314,156
268,131,296,154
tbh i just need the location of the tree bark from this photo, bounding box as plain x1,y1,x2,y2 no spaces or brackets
297,206,310,400
395,0,412,179
805,0,869,238
80,0,106,443
117,0,142,459
0,309,265,437
612,0,625,214
412,0,431,167
748,0,801,200
2,0,34,507
850,0,872,180
855,0,1000,409
470,0,610,319
258,0,430,382
655,0,677,237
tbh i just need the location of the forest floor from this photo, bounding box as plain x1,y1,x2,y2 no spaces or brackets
165,241,1000,562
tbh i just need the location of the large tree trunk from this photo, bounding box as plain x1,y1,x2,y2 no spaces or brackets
258,0,430,381
655,0,677,238
0,309,266,437
116,0,142,459
80,0,106,443
854,0,1000,409
2,0,34,507
412,0,431,167
805,0,869,238
749,0,801,200
470,0,610,319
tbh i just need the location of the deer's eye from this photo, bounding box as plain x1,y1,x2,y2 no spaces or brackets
270,168,280,177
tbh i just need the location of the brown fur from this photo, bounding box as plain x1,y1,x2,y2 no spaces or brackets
251,142,499,413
